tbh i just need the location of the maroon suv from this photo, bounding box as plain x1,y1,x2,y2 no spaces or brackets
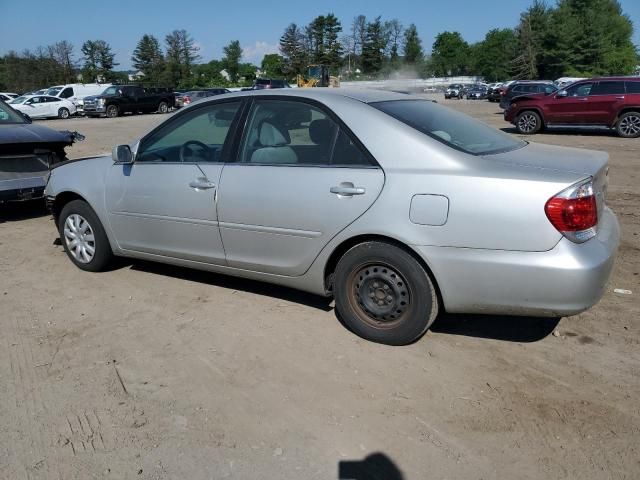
504,77,640,138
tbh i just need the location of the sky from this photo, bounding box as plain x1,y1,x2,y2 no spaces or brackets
1,0,639,70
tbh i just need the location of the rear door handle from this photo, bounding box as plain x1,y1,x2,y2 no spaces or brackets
330,186,366,196
189,178,216,190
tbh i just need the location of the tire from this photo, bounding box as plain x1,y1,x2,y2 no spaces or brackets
58,200,113,272
616,111,640,138
515,110,542,135
334,241,439,346
58,107,70,119
106,104,119,118
157,101,169,114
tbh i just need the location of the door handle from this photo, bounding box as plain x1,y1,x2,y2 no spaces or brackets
330,185,366,196
578,97,589,101
615,96,625,100
189,178,216,190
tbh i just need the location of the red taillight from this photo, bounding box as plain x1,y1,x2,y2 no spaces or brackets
545,179,598,243
183,96,191,104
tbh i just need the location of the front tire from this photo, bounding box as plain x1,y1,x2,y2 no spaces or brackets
58,200,113,272
616,112,640,138
58,107,70,119
515,110,542,134
334,242,439,345
106,105,119,118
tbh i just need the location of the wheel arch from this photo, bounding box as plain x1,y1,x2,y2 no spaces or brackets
51,191,88,225
612,107,640,127
516,107,545,125
323,234,444,309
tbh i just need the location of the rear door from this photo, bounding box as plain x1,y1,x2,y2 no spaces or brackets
587,80,627,125
217,98,384,276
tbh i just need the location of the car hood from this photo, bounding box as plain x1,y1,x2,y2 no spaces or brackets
0,123,73,145
483,142,607,177
509,92,547,102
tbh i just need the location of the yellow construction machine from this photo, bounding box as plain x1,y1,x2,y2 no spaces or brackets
296,65,340,88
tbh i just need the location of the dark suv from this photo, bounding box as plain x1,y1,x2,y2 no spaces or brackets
504,77,640,138
499,81,557,109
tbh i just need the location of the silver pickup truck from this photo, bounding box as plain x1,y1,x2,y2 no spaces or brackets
0,100,80,202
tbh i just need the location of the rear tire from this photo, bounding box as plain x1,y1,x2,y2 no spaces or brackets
515,110,542,134
334,241,439,346
58,107,70,119
158,101,169,114
616,111,640,138
106,105,119,118
58,200,113,272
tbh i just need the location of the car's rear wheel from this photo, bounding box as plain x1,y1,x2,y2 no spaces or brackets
334,242,439,346
158,101,169,114
516,111,542,134
616,112,640,138
106,105,119,118
58,107,70,119
58,200,113,272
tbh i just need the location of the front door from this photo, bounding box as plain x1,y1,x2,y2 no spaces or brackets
105,100,242,264
546,82,594,124
217,98,384,276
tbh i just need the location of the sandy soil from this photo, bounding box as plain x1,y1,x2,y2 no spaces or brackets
1,100,638,480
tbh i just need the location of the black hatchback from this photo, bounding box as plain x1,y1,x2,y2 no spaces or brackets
499,81,557,109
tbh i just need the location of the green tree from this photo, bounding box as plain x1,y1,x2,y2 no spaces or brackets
163,29,200,88
512,0,551,79
223,40,243,83
131,34,164,84
362,16,386,74
430,31,470,76
81,40,117,82
308,15,326,64
261,53,285,78
322,13,343,73
403,24,423,64
473,28,517,81
279,23,308,76
542,0,637,78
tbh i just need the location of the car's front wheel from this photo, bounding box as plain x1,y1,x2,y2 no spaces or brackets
106,105,119,118
515,110,542,134
334,241,439,345
616,111,640,138
58,200,113,272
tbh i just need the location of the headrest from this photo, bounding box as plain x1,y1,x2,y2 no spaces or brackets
258,121,290,147
309,119,334,145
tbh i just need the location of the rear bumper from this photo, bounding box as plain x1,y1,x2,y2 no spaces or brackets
0,176,47,202
413,207,620,317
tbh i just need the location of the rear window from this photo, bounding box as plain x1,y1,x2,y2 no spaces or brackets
591,81,625,95
372,100,526,156
626,81,640,94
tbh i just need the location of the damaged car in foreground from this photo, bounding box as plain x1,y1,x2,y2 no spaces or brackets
0,99,83,202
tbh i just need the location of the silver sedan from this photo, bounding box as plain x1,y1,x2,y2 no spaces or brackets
44,89,620,345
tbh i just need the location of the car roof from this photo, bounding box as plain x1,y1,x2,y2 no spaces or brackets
211,88,413,105
588,76,640,81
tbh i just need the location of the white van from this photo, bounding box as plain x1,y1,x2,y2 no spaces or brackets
45,83,112,113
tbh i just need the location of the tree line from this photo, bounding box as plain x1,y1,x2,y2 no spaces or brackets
0,0,637,93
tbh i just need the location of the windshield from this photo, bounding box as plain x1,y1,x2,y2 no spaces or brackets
46,87,62,96
0,101,28,124
10,96,28,104
372,100,526,156
102,86,119,95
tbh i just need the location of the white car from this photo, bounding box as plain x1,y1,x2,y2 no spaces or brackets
9,95,77,119
0,92,19,102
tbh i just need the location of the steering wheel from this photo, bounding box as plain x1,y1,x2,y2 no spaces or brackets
179,140,212,162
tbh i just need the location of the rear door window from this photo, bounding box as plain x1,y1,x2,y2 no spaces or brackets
591,81,625,95
626,82,640,94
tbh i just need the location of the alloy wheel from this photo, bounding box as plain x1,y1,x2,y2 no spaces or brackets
619,115,640,137
63,214,96,264
518,113,538,133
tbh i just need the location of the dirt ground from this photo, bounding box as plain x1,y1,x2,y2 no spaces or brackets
1,98,638,480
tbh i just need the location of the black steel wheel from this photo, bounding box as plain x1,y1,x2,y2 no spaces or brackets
334,241,439,345
106,104,119,118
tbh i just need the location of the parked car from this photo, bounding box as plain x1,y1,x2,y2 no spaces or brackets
486,83,504,102
499,81,557,109
175,88,231,108
9,95,77,119
44,89,619,345
444,84,464,99
465,85,488,100
45,83,112,114
504,77,640,137
554,77,586,89
83,85,175,118
0,99,80,202
0,92,19,102
252,79,291,89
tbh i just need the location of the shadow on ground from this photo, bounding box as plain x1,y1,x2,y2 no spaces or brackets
339,452,404,480
128,259,334,312
0,199,47,224
431,313,560,343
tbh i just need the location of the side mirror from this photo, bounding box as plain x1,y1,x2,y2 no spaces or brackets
557,90,568,98
112,144,133,164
